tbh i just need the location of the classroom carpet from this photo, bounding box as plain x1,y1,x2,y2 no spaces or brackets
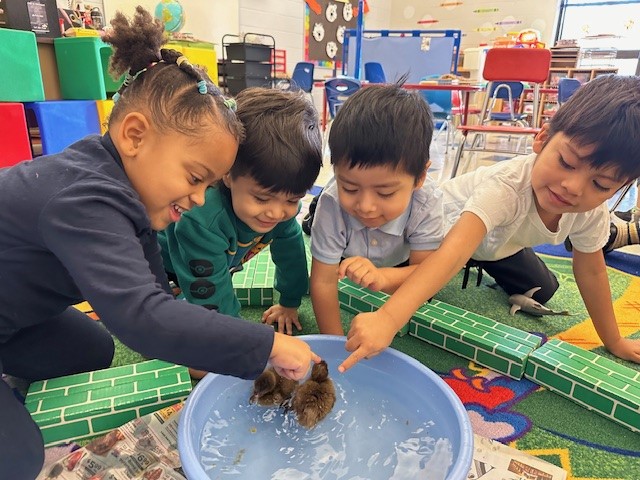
99,246,640,479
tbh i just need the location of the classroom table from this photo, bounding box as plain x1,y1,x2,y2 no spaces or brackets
400,83,486,127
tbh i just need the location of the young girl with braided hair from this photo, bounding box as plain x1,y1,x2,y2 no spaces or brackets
0,7,319,478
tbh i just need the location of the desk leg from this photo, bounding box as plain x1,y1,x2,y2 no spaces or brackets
322,88,327,132
462,92,471,126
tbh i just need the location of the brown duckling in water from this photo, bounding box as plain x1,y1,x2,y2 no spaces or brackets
291,360,336,429
250,367,298,407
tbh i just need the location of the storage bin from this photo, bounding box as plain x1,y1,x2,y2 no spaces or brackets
167,41,218,85
226,77,273,96
225,42,272,62
54,37,123,100
95,99,114,134
0,102,33,167
0,29,45,102
223,61,272,78
24,100,101,155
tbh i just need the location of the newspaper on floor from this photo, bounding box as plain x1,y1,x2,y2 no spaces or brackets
469,433,568,480
37,403,186,480
39,403,567,480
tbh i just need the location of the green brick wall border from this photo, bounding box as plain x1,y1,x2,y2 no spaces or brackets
525,339,639,432
338,278,409,337
410,300,541,379
26,359,191,446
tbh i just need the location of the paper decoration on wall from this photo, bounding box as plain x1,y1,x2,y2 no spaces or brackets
313,22,325,41
418,15,439,25
475,24,497,34
474,8,499,14
326,41,338,58
325,3,338,22
343,3,353,21
305,0,322,15
305,0,359,65
440,1,463,7
495,17,522,28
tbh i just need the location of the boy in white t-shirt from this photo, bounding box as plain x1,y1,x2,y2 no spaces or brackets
336,75,640,372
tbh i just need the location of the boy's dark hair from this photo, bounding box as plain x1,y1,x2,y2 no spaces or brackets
226,87,322,196
328,82,433,182
547,74,640,182
103,7,243,142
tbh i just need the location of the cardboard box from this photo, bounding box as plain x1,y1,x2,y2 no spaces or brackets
2,0,61,38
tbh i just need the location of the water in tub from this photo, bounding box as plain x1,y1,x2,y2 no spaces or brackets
197,362,454,479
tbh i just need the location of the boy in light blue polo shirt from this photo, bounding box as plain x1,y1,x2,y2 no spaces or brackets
310,83,444,335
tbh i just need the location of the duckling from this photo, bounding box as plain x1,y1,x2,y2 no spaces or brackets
250,367,298,407
291,360,336,429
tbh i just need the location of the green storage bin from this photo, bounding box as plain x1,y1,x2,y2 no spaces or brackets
54,37,124,100
0,29,45,102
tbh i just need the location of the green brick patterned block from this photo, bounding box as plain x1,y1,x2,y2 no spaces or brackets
26,360,191,446
232,248,275,306
410,300,541,379
337,278,409,337
524,339,640,432
252,249,276,288
232,256,256,290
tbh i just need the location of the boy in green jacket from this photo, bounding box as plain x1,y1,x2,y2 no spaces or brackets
159,88,322,377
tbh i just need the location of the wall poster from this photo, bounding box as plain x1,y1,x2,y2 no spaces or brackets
305,0,359,66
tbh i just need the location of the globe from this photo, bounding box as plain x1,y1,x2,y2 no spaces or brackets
154,0,185,33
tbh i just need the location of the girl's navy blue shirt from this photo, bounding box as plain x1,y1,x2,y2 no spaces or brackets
0,134,273,379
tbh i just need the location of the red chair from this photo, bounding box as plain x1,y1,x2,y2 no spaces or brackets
0,102,32,168
449,48,551,178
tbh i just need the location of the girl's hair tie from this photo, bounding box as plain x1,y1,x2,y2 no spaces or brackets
223,98,237,111
197,80,207,94
176,55,189,67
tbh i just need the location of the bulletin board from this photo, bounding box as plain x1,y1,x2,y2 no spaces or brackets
305,0,358,66
343,29,461,83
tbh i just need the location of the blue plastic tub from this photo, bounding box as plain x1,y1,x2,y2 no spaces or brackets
178,335,473,479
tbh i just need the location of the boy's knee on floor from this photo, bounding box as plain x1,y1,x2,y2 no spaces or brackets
533,277,559,304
